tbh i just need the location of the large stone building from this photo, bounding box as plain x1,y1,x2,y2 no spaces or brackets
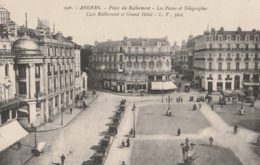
13,32,76,126
89,37,175,93
191,27,260,97
0,37,20,125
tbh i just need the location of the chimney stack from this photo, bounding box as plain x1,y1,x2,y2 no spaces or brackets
25,12,27,28
53,23,55,34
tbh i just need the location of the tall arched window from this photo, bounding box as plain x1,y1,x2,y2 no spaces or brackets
5,64,9,76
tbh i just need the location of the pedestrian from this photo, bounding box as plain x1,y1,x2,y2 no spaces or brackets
211,104,214,111
209,136,213,147
17,141,22,150
176,98,178,103
122,161,126,165
60,154,66,165
234,124,238,134
126,138,130,147
83,101,87,110
185,137,189,146
121,140,125,147
199,103,201,109
177,128,181,136
181,98,183,103
196,97,199,102
70,108,72,114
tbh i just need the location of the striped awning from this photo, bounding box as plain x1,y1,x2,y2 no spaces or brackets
151,81,177,90
0,120,28,152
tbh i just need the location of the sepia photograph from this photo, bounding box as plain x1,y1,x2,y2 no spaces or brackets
0,0,260,164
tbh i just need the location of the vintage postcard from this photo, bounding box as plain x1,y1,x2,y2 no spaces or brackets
0,0,260,165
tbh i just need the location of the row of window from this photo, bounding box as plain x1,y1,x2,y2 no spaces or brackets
46,46,74,57
208,74,259,82
208,43,258,50
208,62,258,70
207,35,259,42
208,53,258,59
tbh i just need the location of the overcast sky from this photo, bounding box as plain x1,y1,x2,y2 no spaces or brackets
1,0,260,46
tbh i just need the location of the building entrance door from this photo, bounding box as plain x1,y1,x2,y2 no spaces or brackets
234,75,240,90
208,82,213,93
134,84,138,93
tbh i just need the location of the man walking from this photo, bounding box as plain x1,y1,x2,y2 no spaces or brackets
234,124,238,134
70,108,72,114
209,137,213,147
177,128,181,136
211,104,214,111
60,154,66,165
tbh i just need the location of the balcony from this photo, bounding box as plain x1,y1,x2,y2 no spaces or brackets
126,62,132,67
0,96,20,110
54,71,58,75
0,50,12,56
254,58,259,61
217,58,224,61
225,58,232,61
234,58,241,61
244,58,251,61
207,58,213,61
35,92,47,99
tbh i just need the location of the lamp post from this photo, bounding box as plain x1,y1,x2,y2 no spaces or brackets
161,80,164,103
166,95,173,110
61,104,64,125
132,103,136,138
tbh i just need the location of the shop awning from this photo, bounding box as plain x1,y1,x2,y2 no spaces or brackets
0,120,28,152
243,82,260,86
151,81,177,90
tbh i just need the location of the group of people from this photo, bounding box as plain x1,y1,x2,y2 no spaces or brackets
121,138,130,148
176,96,183,103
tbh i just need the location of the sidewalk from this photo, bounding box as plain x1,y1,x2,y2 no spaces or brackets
0,91,98,165
37,94,97,132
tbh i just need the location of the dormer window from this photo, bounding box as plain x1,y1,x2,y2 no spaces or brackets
157,41,161,46
255,36,259,42
227,36,231,42
209,36,213,42
236,35,240,42
142,41,146,47
218,35,223,42
246,36,250,42
127,41,132,46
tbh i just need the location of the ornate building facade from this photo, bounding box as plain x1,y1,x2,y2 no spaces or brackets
13,32,76,126
89,37,174,93
191,27,260,97
0,37,20,125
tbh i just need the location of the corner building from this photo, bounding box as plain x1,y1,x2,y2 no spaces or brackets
89,37,173,93
13,34,76,126
191,28,260,98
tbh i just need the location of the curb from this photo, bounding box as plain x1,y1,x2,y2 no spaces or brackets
36,95,98,133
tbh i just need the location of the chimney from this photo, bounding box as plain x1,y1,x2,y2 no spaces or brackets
53,23,55,33
25,13,27,28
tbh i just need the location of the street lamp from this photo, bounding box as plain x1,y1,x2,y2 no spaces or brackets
132,103,136,138
61,104,64,125
161,80,164,103
166,95,173,110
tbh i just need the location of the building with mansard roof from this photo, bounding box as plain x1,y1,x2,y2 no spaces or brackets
13,26,79,126
189,27,260,98
89,37,176,93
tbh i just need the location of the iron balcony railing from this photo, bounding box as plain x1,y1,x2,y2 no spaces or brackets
0,96,20,109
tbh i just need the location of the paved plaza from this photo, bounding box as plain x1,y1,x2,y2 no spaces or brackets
1,90,260,165
105,90,260,165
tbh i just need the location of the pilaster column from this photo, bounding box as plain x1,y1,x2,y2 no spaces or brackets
40,64,44,93
26,65,30,98
28,101,36,124
29,63,36,99
45,99,49,122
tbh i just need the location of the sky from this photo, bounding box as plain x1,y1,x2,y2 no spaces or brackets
1,0,260,46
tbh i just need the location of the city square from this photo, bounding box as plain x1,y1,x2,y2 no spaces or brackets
0,0,260,165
